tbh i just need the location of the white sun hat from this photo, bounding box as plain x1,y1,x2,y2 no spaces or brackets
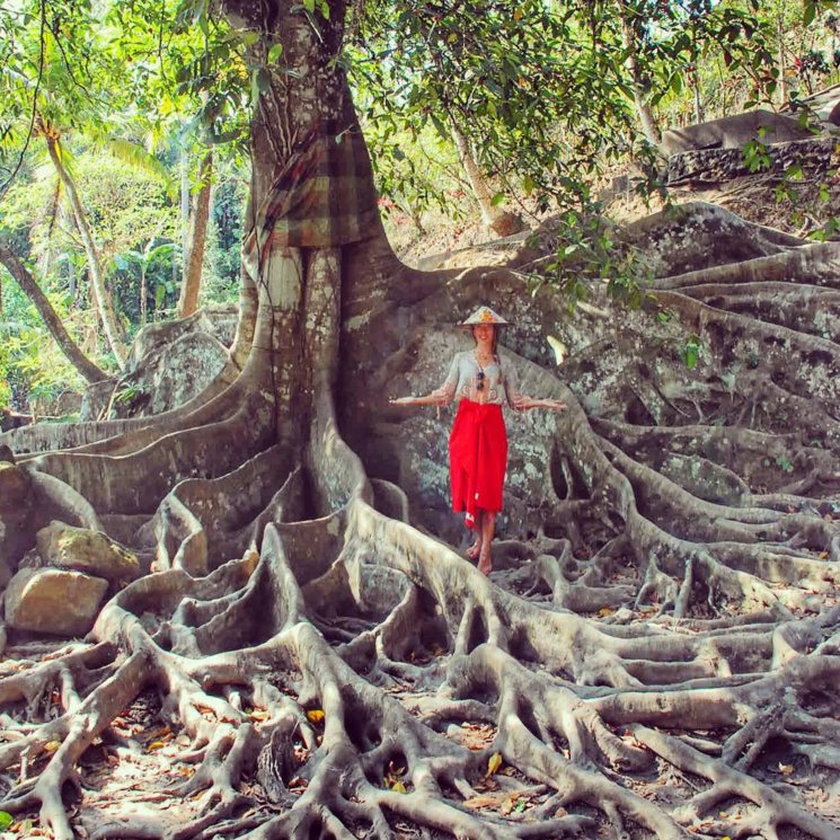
457,305,511,327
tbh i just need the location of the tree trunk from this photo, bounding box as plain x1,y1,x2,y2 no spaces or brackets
222,0,385,453
0,244,111,384
177,151,213,318
451,125,525,237
777,12,788,104
44,134,128,368
618,3,662,146
1,4,840,840
139,265,148,327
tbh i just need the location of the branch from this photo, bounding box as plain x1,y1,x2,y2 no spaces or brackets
0,244,112,384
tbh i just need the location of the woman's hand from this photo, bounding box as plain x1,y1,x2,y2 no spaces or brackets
515,397,567,412
390,392,449,407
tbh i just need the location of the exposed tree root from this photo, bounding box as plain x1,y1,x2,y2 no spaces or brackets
1,207,839,838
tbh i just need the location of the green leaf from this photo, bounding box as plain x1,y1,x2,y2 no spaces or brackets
680,336,702,370
490,191,506,206
267,43,284,64
0,812,12,830
251,67,272,101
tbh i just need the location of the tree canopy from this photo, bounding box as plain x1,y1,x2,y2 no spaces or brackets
0,1,839,839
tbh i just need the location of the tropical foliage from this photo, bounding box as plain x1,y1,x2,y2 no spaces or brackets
0,0,838,409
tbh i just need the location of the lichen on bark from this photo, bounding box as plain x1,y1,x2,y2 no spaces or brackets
0,2,839,839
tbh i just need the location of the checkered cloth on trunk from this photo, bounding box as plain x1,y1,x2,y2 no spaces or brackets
243,128,379,279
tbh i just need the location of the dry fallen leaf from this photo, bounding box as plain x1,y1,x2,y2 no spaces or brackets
306,709,325,724
778,763,795,775
43,740,61,754
463,794,503,810
463,789,534,814
486,752,503,776
147,741,165,752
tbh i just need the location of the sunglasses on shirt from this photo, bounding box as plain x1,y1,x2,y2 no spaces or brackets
476,371,485,391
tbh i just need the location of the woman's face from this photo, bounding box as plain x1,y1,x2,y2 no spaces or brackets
473,324,495,344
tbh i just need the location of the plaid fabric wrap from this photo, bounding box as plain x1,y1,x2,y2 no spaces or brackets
243,130,379,276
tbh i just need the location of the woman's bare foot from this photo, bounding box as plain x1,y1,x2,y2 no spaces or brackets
466,540,482,561
477,545,492,575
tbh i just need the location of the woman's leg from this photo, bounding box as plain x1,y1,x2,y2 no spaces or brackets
478,511,496,574
467,510,483,560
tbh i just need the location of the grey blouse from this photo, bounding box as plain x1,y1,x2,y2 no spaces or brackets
433,350,523,408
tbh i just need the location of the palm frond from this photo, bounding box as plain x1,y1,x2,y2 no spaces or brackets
94,137,177,199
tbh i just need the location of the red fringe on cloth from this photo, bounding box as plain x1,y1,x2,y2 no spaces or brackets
449,400,507,529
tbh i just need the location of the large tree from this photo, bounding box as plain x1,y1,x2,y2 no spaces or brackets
0,2,839,840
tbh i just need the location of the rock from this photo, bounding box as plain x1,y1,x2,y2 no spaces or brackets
0,444,14,463
4,567,108,636
0,541,10,592
666,136,838,188
36,521,140,585
0,408,33,432
661,109,815,156
17,547,42,570
99,308,235,420
0,461,32,512
0,462,34,583
488,211,526,238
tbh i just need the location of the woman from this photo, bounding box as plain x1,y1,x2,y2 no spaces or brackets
390,306,566,574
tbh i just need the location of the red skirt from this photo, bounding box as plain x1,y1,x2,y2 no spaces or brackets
449,400,507,529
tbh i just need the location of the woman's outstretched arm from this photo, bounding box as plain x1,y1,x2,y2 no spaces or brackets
505,360,566,412
511,395,567,411
389,354,459,408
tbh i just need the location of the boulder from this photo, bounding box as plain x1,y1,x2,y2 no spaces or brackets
661,109,815,156
36,521,140,585
0,462,34,583
4,567,108,636
85,308,236,421
666,136,839,189
0,461,32,512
